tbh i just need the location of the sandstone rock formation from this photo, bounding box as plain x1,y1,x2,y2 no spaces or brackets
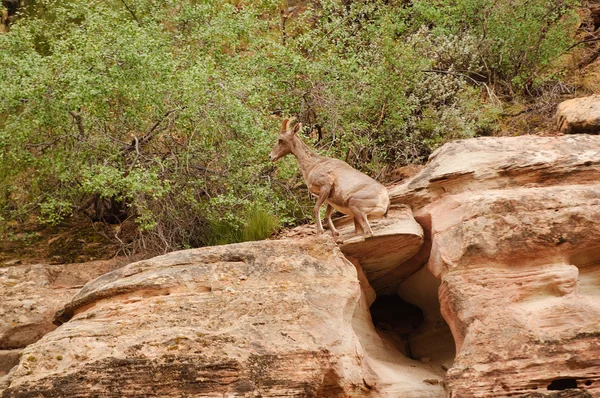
392,135,600,397
0,261,115,378
556,94,600,134
2,134,600,398
336,206,424,289
1,237,445,397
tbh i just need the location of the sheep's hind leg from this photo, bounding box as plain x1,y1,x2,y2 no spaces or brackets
353,217,363,235
350,207,373,238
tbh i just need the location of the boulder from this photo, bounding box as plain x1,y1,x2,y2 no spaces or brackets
432,186,600,396
2,236,445,397
0,260,118,394
390,134,600,210
556,95,600,134
274,205,426,294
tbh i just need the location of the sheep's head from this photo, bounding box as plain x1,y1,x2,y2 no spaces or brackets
269,117,302,162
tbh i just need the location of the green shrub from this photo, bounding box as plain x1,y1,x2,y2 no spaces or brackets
410,0,580,90
0,0,579,252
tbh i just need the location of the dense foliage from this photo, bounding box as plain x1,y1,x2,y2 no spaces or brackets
0,0,579,253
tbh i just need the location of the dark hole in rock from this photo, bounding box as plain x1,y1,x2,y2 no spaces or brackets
369,295,424,359
365,265,456,373
585,380,592,386
547,378,578,390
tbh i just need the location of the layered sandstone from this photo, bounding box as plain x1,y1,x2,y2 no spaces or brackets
2,134,600,398
391,135,600,397
0,260,116,378
336,206,424,289
1,237,444,397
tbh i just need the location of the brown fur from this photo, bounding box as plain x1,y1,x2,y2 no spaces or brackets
269,118,390,239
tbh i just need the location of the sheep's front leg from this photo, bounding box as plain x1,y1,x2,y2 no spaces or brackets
325,204,339,240
314,186,331,235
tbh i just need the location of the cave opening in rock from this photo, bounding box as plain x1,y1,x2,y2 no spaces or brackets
370,295,425,359
366,265,457,373
547,378,578,390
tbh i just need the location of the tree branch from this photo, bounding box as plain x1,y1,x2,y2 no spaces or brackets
118,0,141,26
123,107,186,154
68,111,85,137
280,6,298,46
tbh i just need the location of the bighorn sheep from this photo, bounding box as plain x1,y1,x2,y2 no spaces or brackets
269,118,390,239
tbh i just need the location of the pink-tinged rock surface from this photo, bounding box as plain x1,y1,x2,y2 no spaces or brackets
556,94,600,134
392,135,600,397
390,135,600,211
432,187,600,396
274,205,427,294
336,206,424,290
2,236,445,398
0,260,116,379
0,260,118,350
3,134,600,398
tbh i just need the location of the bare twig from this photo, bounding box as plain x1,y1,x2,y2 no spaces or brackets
270,179,310,220
123,107,186,154
127,136,140,174
578,45,600,69
25,136,66,151
565,36,600,52
118,0,141,26
309,17,346,54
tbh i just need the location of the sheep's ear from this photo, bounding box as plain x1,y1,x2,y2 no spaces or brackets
293,122,302,135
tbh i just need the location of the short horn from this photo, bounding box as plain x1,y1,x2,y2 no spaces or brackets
281,118,290,133
293,122,302,134
286,117,297,133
